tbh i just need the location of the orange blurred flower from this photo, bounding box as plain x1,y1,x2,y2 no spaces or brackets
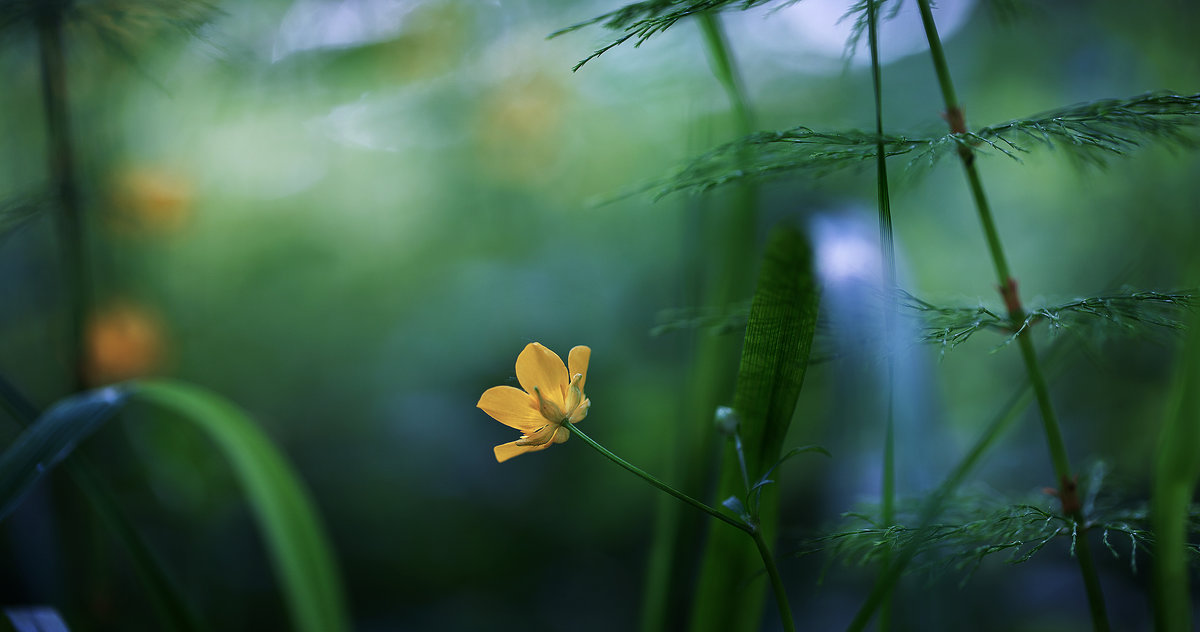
478,343,591,463
85,301,167,385
109,167,192,234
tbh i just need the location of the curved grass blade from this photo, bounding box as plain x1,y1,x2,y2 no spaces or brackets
0,380,203,632
691,225,819,632
0,380,349,632
130,380,350,632
0,386,130,521
1151,306,1200,632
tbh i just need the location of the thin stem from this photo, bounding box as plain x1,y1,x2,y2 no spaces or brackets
35,4,89,393
697,12,754,136
846,341,1069,631
568,423,751,534
913,2,1109,630
867,1,897,626
751,526,796,632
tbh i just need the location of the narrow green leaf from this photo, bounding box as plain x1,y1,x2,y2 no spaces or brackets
0,386,130,521
0,380,349,632
130,380,350,632
690,225,819,632
1152,306,1200,632
0,378,202,632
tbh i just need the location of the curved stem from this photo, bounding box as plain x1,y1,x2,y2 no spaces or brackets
570,423,797,632
568,423,750,534
751,526,796,632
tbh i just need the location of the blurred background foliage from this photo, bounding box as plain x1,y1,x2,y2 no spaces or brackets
0,0,1197,630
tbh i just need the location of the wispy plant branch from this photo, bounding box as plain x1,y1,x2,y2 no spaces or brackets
650,92,1200,196
800,495,1193,583
905,289,1196,350
551,0,798,71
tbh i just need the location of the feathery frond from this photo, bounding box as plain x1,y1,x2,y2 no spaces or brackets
905,289,1196,351
653,127,941,197
799,491,1200,582
966,92,1200,165
551,0,797,71
653,92,1200,196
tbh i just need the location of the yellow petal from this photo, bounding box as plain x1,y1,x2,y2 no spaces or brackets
494,439,554,463
568,346,590,392
477,385,543,432
516,343,567,407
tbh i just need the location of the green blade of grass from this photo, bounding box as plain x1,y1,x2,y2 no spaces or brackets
1152,307,1200,632
0,380,203,632
0,380,349,632
130,379,349,632
690,225,819,632
0,386,130,521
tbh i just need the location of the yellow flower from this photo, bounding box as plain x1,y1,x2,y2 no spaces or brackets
478,342,591,463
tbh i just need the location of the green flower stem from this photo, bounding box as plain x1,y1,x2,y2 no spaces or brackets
913,2,1109,630
568,423,750,534
569,424,797,632
750,526,796,632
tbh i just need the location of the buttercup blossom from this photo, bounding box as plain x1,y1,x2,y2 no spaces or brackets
478,343,590,462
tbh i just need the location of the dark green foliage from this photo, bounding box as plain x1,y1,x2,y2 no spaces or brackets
1152,304,1200,631
0,0,216,38
0,194,48,244
0,387,130,521
652,93,1200,195
552,0,799,70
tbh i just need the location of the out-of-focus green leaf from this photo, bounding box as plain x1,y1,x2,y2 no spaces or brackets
1152,305,1200,632
0,380,348,632
130,380,350,632
0,386,130,521
690,225,819,632
0,195,48,244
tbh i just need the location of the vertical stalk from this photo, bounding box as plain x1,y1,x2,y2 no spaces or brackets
688,13,766,632
750,528,795,632
912,2,1109,630
865,2,897,629
642,12,758,632
36,2,90,393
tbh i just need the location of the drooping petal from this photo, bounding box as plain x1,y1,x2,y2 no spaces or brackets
515,423,558,447
516,343,567,407
568,345,590,393
569,398,590,423
477,385,543,432
494,439,553,463
552,425,570,443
